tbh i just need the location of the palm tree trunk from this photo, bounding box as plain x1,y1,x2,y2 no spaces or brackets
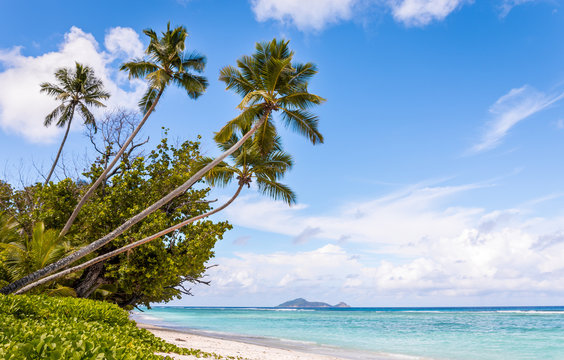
1,111,268,295
14,183,245,294
59,88,164,238
44,113,74,185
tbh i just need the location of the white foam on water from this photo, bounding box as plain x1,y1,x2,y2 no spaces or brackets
496,310,564,314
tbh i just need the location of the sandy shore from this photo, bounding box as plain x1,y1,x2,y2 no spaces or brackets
139,323,347,360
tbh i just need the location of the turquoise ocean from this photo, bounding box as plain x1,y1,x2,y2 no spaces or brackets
130,306,564,360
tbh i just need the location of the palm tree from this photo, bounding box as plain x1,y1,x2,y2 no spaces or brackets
0,38,323,295
58,23,208,238
14,134,296,294
41,63,110,185
215,39,325,155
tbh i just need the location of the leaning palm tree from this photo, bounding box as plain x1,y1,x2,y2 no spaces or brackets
41,63,109,185
14,134,295,294
58,23,208,238
0,38,323,295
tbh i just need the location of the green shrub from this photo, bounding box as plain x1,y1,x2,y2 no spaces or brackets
0,294,236,359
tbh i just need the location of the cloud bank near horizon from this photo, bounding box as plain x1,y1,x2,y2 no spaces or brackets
0,26,145,144
191,182,564,305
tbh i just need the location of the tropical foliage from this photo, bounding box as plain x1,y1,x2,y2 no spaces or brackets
198,131,296,205
0,134,230,307
0,294,238,359
0,222,70,283
0,31,324,302
60,22,208,238
15,130,298,293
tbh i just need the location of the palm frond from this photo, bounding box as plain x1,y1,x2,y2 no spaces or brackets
193,157,237,187
277,92,326,110
214,104,264,143
255,175,296,205
262,56,292,93
253,117,278,155
172,73,208,99
280,108,324,145
120,60,160,80
44,104,67,127
220,65,252,95
138,87,161,114
56,105,74,128
77,104,96,131
39,83,66,98
180,51,206,72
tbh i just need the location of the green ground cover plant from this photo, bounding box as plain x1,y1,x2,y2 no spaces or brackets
0,294,238,359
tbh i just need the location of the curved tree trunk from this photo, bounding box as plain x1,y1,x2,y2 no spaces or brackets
1,112,268,295
15,183,244,294
74,261,106,298
59,89,164,238
44,112,74,185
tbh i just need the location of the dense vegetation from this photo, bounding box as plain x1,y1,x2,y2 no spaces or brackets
0,20,325,360
0,294,237,359
0,23,323,314
0,129,231,308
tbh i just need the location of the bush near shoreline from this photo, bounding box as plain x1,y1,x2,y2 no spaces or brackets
0,294,233,359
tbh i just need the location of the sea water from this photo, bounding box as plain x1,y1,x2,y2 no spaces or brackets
130,306,564,360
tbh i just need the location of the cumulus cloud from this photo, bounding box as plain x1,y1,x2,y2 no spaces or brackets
0,26,145,143
251,0,358,31
388,0,470,26
471,85,564,153
250,0,470,30
201,209,564,304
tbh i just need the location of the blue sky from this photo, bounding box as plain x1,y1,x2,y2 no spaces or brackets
1,0,564,306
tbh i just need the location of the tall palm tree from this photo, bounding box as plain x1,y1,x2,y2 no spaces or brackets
14,134,296,294
41,63,110,185
0,38,323,295
58,23,208,238
215,39,325,155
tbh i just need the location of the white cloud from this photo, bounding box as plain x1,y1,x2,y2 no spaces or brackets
388,0,470,26
499,0,537,17
250,0,470,30
200,209,564,304
104,27,144,59
191,182,564,305
251,0,358,31
223,183,485,246
471,85,564,153
0,26,145,143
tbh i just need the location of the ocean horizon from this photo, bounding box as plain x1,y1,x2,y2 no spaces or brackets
131,305,564,360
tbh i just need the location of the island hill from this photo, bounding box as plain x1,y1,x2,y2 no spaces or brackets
277,298,351,308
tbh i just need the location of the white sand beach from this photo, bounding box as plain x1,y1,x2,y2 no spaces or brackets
139,323,347,360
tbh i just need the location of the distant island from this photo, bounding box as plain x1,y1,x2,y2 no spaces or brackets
277,298,351,308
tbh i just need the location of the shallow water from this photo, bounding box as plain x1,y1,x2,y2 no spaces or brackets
131,306,564,360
